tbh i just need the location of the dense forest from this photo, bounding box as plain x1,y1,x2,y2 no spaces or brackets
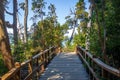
0,0,120,78
65,0,120,69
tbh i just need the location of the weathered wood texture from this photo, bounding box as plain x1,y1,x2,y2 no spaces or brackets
1,47,57,80
76,46,120,80
40,52,89,80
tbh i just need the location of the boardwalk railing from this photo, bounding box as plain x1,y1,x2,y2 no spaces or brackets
1,46,57,80
76,46,120,80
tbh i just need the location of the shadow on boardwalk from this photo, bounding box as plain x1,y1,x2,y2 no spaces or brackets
39,52,89,80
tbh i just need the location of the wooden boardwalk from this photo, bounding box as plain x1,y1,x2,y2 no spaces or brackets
39,52,89,80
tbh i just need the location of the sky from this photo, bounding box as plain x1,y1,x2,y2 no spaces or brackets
5,0,89,34
6,0,78,27
44,0,79,24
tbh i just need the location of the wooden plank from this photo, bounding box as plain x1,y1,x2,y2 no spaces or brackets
39,52,89,80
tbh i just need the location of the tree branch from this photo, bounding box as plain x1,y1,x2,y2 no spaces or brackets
5,10,13,16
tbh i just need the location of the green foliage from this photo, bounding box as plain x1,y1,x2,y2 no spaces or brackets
32,3,68,50
105,0,120,49
0,54,8,76
63,0,87,52
75,0,87,19
32,0,46,19
1,0,120,76
73,33,85,48
11,39,37,62
33,17,67,50
88,0,120,67
89,23,101,56
69,0,120,68
64,41,75,52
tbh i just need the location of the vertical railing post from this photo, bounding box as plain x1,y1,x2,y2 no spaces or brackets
102,68,108,80
36,57,39,67
47,50,49,63
49,48,51,60
49,48,52,60
15,62,21,80
76,46,77,54
41,54,45,73
85,52,87,61
44,51,47,67
36,57,39,80
51,47,54,59
28,57,33,80
52,47,54,56
47,50,50,63
58,47,61,53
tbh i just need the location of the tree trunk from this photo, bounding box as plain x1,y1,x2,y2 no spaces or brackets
101,0,107,61
92,0,104,55
24,0,28,43
13,0,18,50
86,0,93,50
0,0,15,70
70,17,77,43
92,0,107,60
70,24,75,42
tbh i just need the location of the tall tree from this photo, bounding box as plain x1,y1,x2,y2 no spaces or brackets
71,0,88,48
48,3,57,22
24,0,28,43
101,0,107,60
91,0,107,60
31,0,46,48
105,0,120,67
32,0,46,21
65,8,77,43
13,0,18,51
85,0,93,50
0,0,14,70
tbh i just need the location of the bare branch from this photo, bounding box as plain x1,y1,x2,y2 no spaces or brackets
5,9,13,15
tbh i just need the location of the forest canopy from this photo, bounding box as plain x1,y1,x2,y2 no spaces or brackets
0,0,120,78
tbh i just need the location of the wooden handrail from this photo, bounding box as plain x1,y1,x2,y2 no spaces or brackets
1,46,57,80
93,58,120,77
76,46,120,80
